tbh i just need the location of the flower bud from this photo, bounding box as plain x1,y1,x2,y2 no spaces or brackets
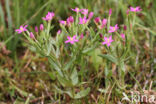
88,12,94,19
35,26,38,32
80,33,84,39
109,8,112,16
124,25,127,30
59,20,66,25
99,33,103,38
30,32,35,39
94,17,100,24
67,16,74,26
40,24,44,31
126,9,129,15
57,30,61,35
120,33,125,40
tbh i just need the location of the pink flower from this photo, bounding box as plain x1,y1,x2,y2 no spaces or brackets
108,24,119,33
130,6,141,12
102,35,114,47
120,33,125,40
40,24,44,31
65,35,79,44
79,17,88,24
126,9,130,15
30,32,35,39
35,26,38,32
60,20,66,25
80,33,84,39
71,7,81,13
67,16,74,26
57,30,61,35
94,17,101,24
109,8,112,16
81,9,88,15
88,12,94,19
42,12,55,21
15,25,28,34
100,19,107,29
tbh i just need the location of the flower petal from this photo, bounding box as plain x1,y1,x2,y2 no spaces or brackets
65,40,70,43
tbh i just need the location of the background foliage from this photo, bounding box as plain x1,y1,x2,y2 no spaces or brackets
0,0,155,103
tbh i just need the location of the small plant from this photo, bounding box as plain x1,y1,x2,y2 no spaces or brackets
15,6,142,99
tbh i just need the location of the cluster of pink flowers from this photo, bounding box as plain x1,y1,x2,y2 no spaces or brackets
71,7,94,25
15,25,35,39
15,12,50,39
79,17,88,24
60,16,74,26
67,16,74,25
15,6,141,46
35,24,44,33
94,17,107,29
81,9,88,15
42,12,55,21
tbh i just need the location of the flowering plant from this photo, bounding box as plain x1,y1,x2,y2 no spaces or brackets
16,6,142,99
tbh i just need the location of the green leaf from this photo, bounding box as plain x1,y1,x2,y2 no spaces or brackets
49,38,56,53
53,84,64,94
64,87,90,99
46,39,53,56
48,57,63,76
88,27,96,38
64,90,74,98
0,2,6,36
55,46,60,58
74,87,90,99
70,68,78,86
82,44,97,54
5,0,12,33
88,49,102,72
99,54,118,64
48,72,56,80
98,88,108,93
64,56,76,71
57,74,73,87
120,61,125,71
13,100,25,104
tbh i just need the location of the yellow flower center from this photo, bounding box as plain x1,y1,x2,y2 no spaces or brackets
76,8,79,12
70,38,73,41
113,27,116,31
107,39,110,42
20,27,23,31
83,19,86,24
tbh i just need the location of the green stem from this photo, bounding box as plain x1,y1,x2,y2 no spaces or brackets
105,60,109,88
118,61,125,86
